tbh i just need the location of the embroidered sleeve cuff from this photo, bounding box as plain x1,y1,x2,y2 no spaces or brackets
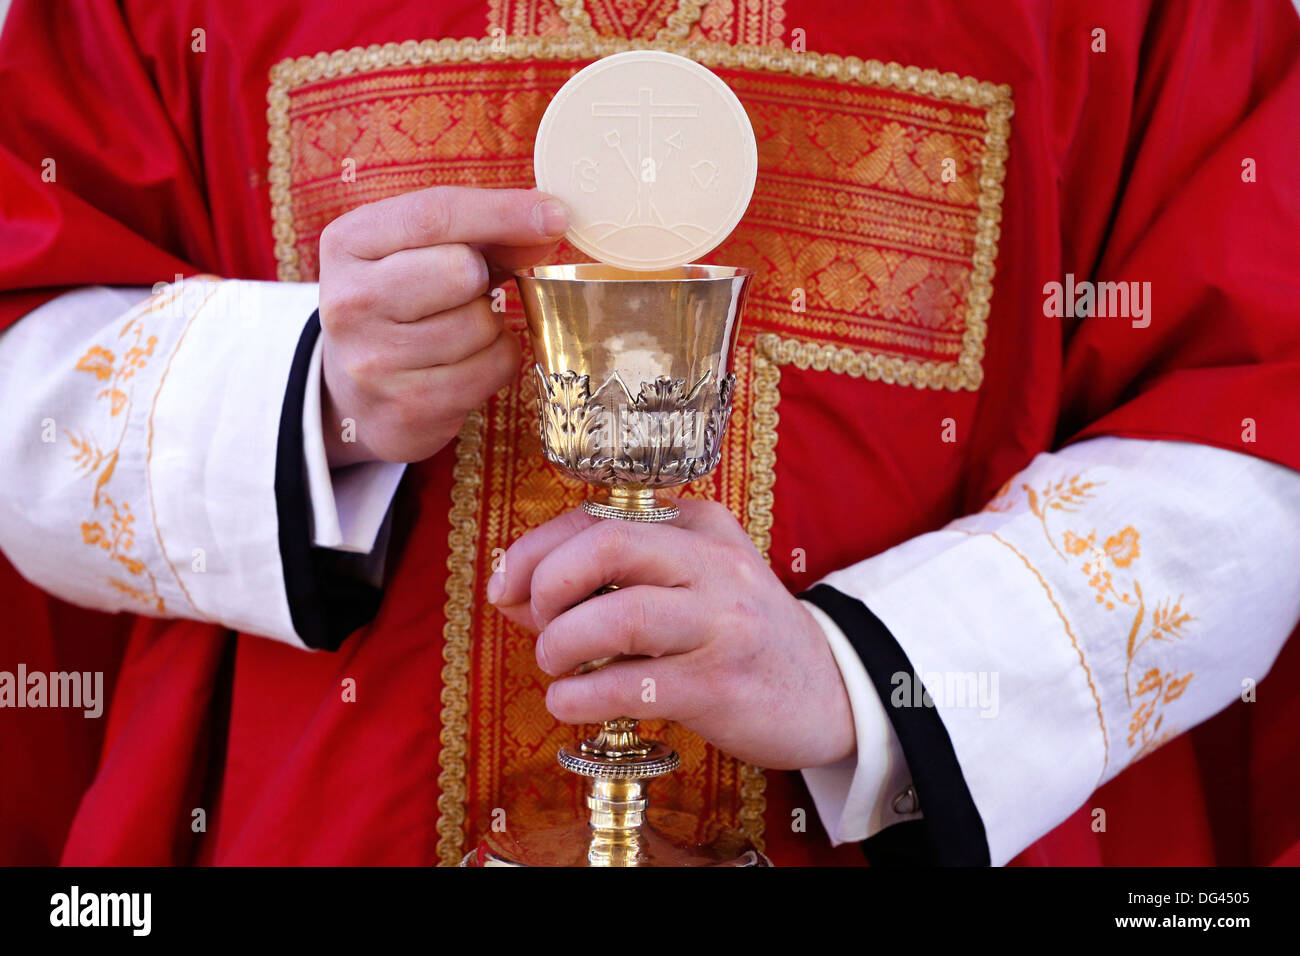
147,279,323,642
798,600,916,844
817,528,1101,866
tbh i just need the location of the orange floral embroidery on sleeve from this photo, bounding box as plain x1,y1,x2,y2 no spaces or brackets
1024,475,1102,558
981,478,1015,513
1128,666,1195,758
1027,472,1198,763
69,311,165,613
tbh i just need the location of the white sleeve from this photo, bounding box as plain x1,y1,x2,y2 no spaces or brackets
300,333,406,553
802,436,1300,864
0,279,398,648
800,602,918,841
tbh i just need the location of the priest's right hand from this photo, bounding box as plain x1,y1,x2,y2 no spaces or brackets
317,186,569,466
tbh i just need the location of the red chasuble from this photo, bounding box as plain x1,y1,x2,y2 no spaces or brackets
1,0,1298,865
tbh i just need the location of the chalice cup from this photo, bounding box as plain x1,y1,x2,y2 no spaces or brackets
463,263,767,866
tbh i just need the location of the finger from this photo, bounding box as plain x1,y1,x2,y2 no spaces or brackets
487,507,601,610
535,586,706,677
381,298,503,370
546,656,695,724
366,243,490,320
383,329,522,435
421,328,523,414
669,498,755,547
480,239,562,281
323,187,569,260
529,521,715,629
488,503,752,622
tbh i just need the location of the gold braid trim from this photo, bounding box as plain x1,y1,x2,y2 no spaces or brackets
436,409,486,865
556,0,596,37
747,339,782,564
729,338,782,848
756,330,979,390
656,0,707,41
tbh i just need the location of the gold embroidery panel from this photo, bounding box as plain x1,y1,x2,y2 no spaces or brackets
270,39,1010,390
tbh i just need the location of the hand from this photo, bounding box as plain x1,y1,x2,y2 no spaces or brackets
317,186,569,466
487,500,857,770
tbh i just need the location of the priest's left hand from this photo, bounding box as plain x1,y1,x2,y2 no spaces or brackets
487,500,856,770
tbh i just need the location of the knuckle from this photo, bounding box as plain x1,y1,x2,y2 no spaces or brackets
340,350,384,388
529,561,558,620
730,551,764,590
545,681,576,722
440,244,489,301
319,213,361,261
591,521,631,562
459,300,502,353
318,220,342,260
454,243,488,299
620,592,654,656
330,282,383,322
408,187,452,243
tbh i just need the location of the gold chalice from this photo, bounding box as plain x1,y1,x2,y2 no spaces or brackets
462,263,768,866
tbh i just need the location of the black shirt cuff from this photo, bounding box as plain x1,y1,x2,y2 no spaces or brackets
801,582,991,866
274,311,386,651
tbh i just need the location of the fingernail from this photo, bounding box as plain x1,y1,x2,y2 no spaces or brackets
487,570,504,604
533,199,568,237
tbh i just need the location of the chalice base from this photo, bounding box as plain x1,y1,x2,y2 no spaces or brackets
460,807,771,867
581,487,680,522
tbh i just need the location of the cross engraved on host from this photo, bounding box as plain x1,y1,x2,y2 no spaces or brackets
592,88,701,225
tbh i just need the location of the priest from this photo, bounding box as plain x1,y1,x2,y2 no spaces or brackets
1,0,1298,866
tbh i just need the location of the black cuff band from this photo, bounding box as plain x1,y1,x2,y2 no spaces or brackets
274,311,384,651
801,582,990,866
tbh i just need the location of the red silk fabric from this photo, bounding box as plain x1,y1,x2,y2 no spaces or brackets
0,0,1297,865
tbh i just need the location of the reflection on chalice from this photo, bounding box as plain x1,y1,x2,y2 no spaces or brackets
462,263,770,866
